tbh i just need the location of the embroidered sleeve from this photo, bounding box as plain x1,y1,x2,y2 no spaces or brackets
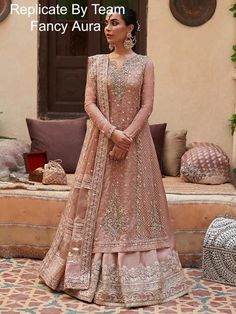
123,58,154,139
84,56,117,139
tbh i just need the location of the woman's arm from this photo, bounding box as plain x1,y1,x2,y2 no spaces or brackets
123,58,155,139
84,56,117,139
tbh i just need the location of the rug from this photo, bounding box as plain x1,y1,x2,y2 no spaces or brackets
0,258,236,313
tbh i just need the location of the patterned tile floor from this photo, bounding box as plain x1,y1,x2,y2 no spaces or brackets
0,258,236,314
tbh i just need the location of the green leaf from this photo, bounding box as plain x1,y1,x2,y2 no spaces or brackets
231,54,236,62
229,113,236,121
229,3,236,12
231,45,236,62
229,114,236,135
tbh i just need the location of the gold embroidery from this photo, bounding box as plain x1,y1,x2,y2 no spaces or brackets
64,258,102,303
135,134,148,239
150,199,164,237
64,54,110,290
44,250,188,307
39,54,173,296
87,55,97,80
104,190,128,241
93,251,188,307
108,55,147,116
108,56,135,100
74,173,92,189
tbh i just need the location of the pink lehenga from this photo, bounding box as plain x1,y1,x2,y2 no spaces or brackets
38,53,189,307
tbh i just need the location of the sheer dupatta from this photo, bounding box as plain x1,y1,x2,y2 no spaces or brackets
38,54,174,293
38,54,113,290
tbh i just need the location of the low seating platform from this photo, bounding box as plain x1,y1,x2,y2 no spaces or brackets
0,175,235,268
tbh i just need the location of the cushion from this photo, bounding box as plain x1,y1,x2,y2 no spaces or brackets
26,117,87,173
180,142,231,184
0,139,30,179
162,129,187,176
149,123,167,173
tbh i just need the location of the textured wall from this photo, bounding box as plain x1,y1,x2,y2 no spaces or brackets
148,0,236,161
0,0,37,141
0,0,235,162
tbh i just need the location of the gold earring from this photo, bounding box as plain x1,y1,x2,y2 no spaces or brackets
124,32,136,50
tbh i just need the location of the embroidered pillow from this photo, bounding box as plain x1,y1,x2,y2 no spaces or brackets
26,117,87,173
180,142,231,184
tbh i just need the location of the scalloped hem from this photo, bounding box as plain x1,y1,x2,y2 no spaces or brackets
59,249,189,308
92,288,189,308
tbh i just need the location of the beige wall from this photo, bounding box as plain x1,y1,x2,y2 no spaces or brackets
0,0,235,161
0,0,37,140
148,0,236,161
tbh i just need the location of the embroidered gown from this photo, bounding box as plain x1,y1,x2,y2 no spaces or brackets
38,53,188,307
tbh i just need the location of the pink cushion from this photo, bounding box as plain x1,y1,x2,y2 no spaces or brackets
180,142,231,184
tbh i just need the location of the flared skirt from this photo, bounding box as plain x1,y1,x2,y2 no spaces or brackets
38,121,189,307
43,248,188,308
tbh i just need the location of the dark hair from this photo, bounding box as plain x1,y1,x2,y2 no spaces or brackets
120,7,139,37
112,6,139,51
109,6,139,51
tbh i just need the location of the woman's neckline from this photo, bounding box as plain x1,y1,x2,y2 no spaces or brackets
108,52,138,69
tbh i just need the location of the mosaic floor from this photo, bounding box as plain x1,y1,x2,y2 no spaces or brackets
0,258,236,314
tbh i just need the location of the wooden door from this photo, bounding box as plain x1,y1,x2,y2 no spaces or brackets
38,0,148,119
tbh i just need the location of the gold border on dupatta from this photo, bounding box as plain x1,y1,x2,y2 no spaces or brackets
76,54,110,289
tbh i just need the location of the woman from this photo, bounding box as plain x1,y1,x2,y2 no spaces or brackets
38,7,189,308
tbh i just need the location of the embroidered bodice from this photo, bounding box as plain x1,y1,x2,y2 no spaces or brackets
84,53,154,139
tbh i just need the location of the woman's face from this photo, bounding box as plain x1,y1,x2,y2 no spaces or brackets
104,13,134,46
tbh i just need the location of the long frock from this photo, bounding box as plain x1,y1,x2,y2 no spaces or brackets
38,53,189,308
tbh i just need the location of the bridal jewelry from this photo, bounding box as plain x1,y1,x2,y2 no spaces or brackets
124,32,136,50
137,20,141,31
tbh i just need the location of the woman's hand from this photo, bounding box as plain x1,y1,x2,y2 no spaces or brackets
111,129,133,151
109,145,128,161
